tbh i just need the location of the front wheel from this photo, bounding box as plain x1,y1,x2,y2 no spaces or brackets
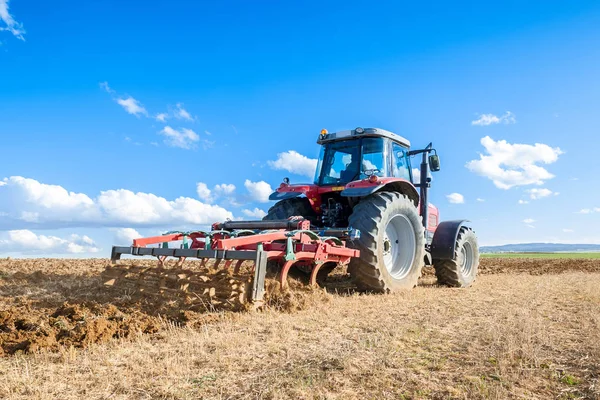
433,227,479,287
347,192,425,292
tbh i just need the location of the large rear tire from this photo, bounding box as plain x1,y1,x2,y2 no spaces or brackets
263,197,318,225
433,227,479,287
347,192,425,292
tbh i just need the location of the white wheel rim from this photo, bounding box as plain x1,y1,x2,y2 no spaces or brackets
382,214,416,279
460,241,474,276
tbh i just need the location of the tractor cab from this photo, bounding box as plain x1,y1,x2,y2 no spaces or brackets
314,128,414,185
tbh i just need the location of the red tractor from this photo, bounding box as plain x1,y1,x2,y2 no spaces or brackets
108,127,479,307
264,127,479,291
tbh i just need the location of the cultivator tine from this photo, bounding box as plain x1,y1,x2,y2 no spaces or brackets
251,249,268,302
233,260,244,274
279,260,295,289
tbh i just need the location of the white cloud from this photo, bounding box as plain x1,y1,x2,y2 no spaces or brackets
526,188,558,200
99,81,114,94
196,182,212,202
0,230,99,254
159,126,200,149
155,113,168,122
446,193,465,204
577,208,600,214
518,200,529,204
244,180,273,203
476,198,485,202
412,168,421,182
523,218,535,224
116,96,148,117
525,224,535,229
0,176,234,229
471,111,516,126
175,103,194,121
214,183,236,195
563,229,574,233
0,0,25,41
242,208,267,219
112,227,141,245
466,136,562,189
267,151,318,178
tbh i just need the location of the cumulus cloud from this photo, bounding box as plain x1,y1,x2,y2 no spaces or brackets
0,0,25,40
0,176,233,229
0,230,99,254
526,188,558,200
244,180,273,203
446,193,465,204
476,198,485,202
242,208,267,218
412,168,421,182
214,184,236,195
518,200,529,205
111,227,141,245
523,218,535,224
267,151,318,178
159,126,200,149
116,96,148,117
471,111,516,126
196,182,212,202
466,136,562,189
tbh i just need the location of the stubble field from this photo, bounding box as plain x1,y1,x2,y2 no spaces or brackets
0,257,599,399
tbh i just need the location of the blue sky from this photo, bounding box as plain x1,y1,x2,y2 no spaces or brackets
1,0,600,256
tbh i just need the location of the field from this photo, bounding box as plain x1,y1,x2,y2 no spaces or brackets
482,252,600,259
1,257,599,399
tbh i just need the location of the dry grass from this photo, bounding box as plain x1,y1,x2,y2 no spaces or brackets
0,258,599,399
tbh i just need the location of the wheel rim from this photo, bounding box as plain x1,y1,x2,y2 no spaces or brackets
460,241,474,276
382,214,416,279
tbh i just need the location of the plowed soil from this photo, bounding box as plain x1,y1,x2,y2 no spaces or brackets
0,258,331,356
1,256,599,399
0,256,597,357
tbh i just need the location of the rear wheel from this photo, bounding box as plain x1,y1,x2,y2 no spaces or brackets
433,227,479,287
263,197,317,225
347,192,425,292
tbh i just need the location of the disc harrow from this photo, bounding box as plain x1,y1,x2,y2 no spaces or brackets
106,218,360,308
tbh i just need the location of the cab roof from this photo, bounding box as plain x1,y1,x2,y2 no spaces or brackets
316,127,411,148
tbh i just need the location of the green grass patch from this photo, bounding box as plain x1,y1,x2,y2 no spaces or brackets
481,252,600,259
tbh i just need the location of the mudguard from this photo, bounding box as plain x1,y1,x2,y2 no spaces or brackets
268,191,302,201
430,220,469,260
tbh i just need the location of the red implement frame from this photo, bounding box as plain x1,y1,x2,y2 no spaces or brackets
119,219,360,290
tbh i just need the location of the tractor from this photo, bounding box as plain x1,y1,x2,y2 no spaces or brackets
107,127,479,307
264,127,479,291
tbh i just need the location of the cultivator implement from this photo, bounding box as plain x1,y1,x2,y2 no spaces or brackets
104,218,360,309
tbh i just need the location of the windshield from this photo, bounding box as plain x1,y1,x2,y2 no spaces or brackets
314,137,387,185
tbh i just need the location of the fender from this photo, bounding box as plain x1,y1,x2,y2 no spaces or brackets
430,220,469,260
268,191,302,201
340,177,419,207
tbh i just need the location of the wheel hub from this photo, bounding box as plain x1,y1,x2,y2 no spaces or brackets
382,214,416,279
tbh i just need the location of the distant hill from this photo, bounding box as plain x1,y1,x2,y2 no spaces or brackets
480,243,600,253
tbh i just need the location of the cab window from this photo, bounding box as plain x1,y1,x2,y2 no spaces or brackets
391,142,411,181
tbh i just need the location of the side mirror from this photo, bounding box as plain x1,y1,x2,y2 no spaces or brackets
429,154,441,172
